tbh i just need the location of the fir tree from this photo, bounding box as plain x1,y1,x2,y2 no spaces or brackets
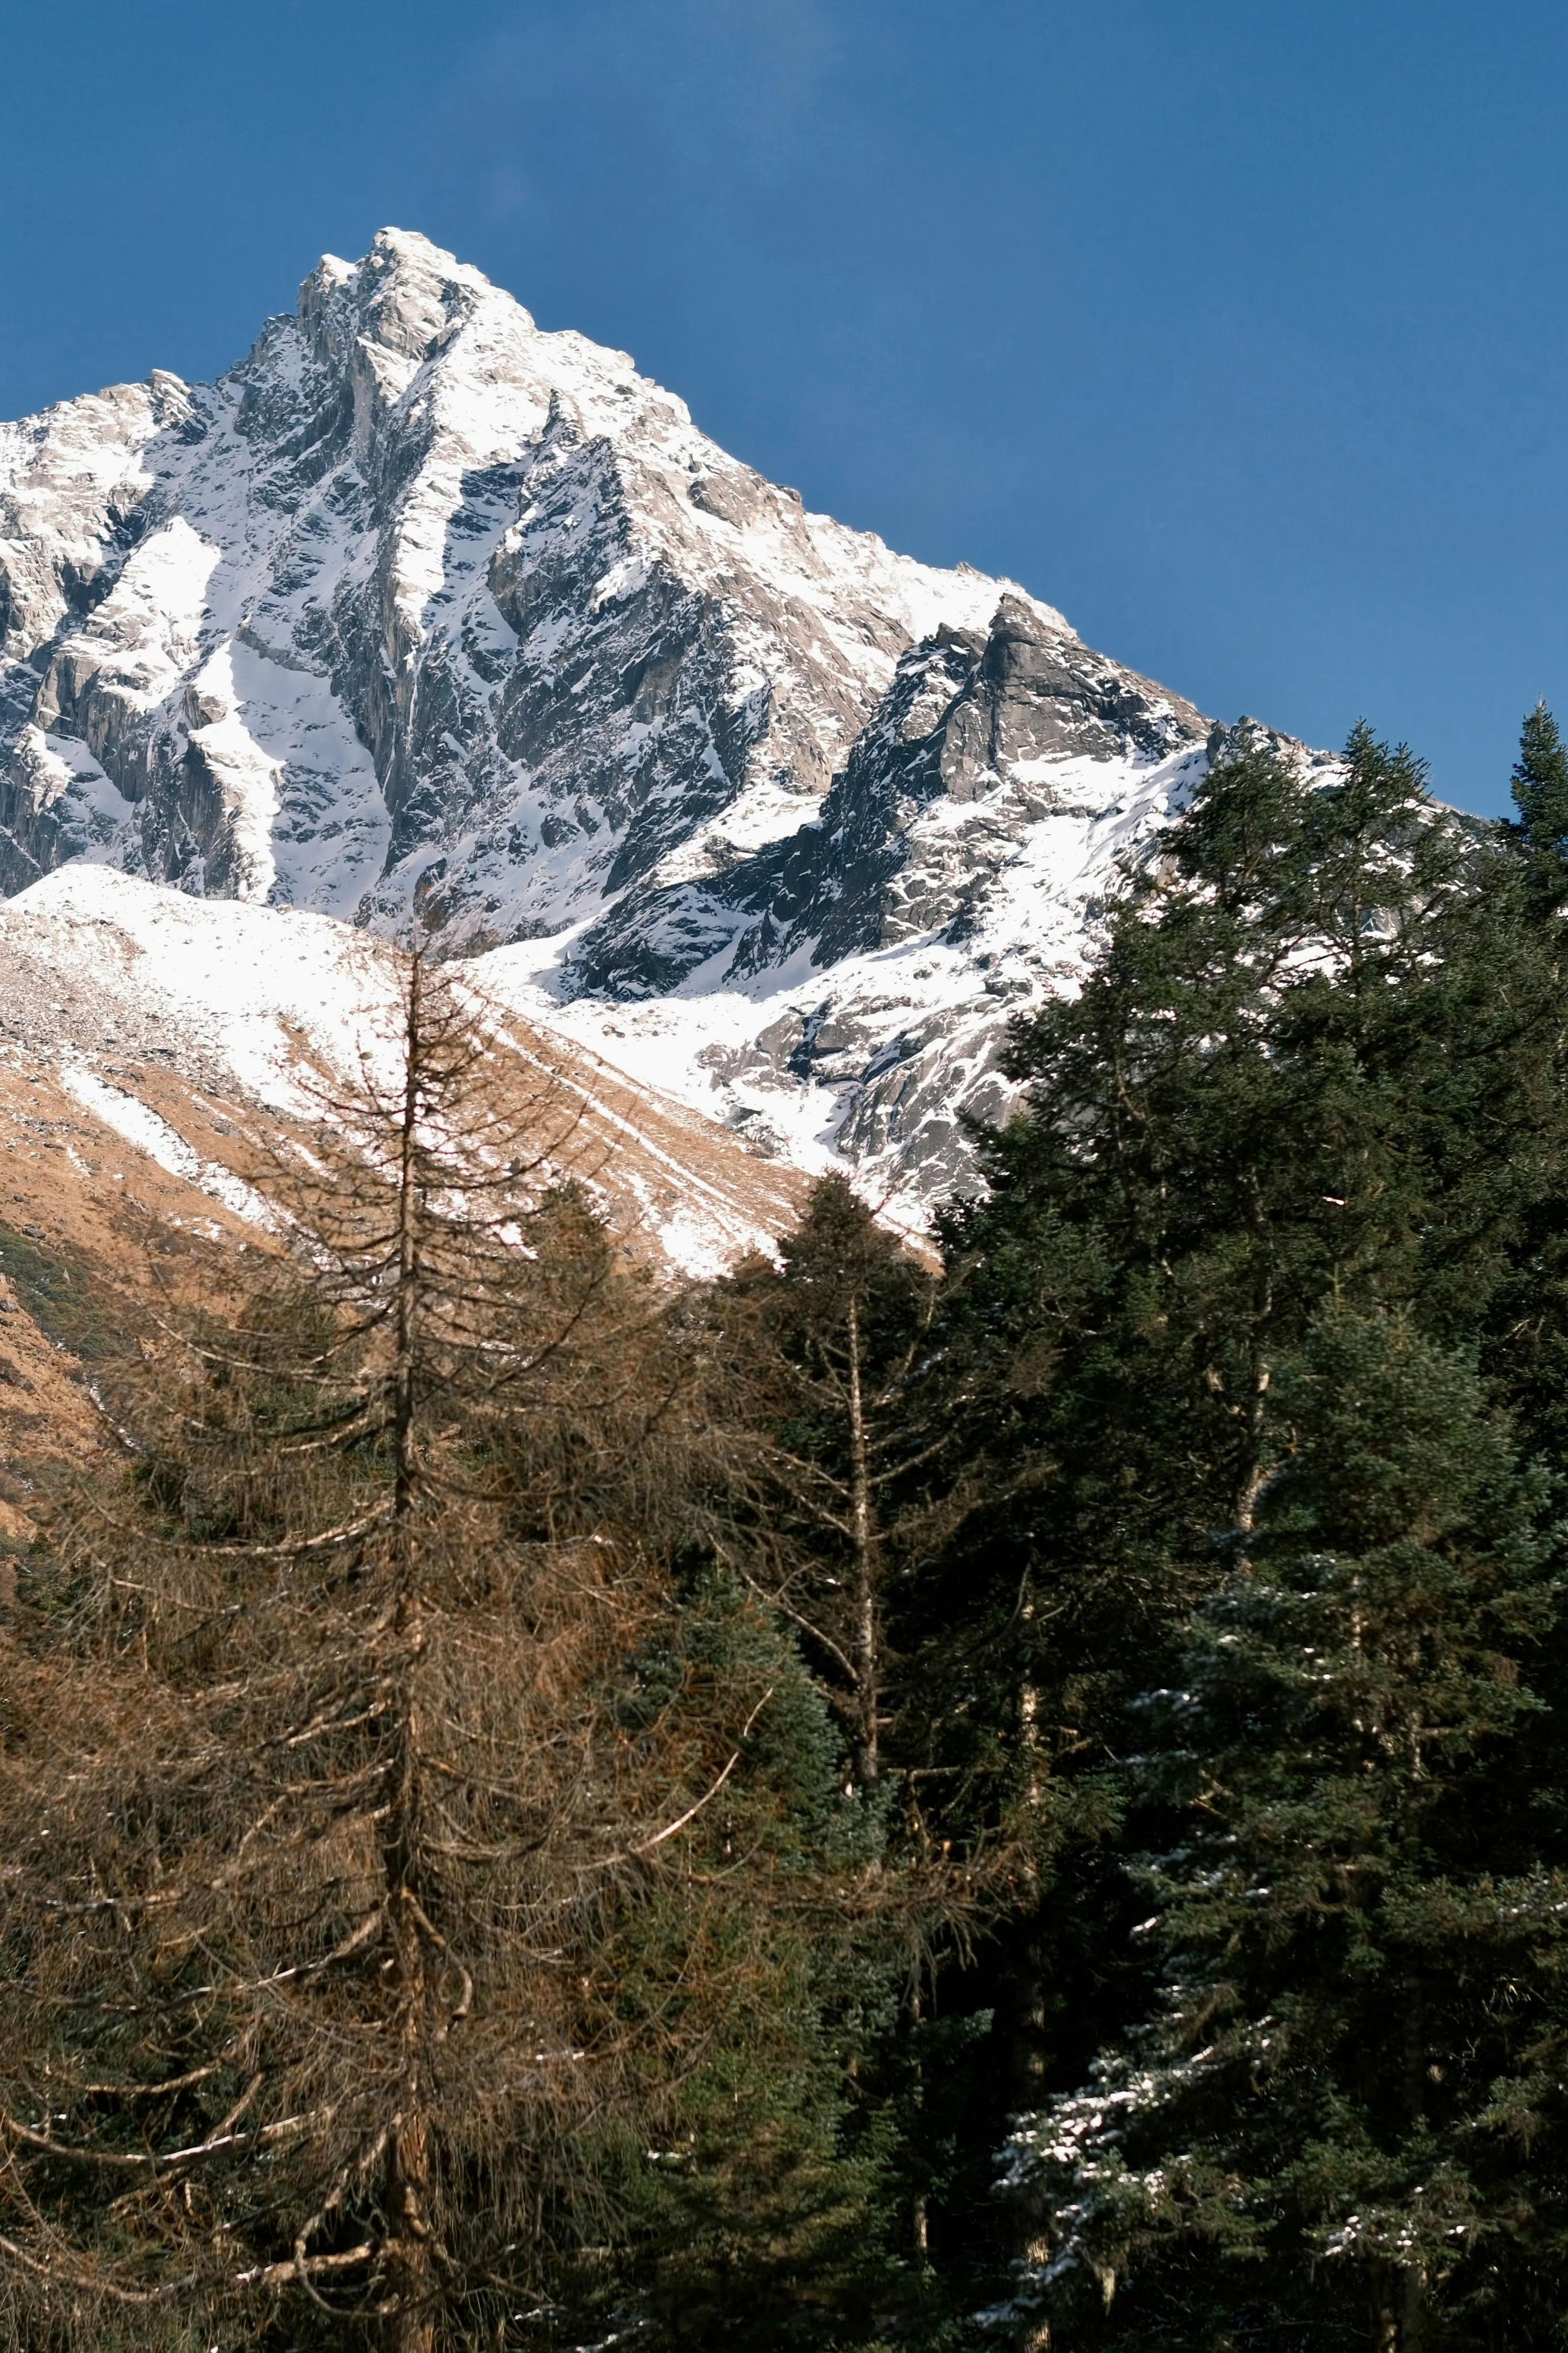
927,722,1468,1792
1507,700,1568,919
704,1178,988,2321
1007,1313,1567,2349
911,721,1559,2338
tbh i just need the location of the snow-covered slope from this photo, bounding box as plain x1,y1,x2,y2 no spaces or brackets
0,228,1230,1211
0,866,807,1277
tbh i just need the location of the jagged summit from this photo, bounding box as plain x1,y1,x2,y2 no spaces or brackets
0,226,1056,928
0,227,1236,1209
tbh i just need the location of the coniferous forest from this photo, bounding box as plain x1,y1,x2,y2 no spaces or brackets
5,710,1568,2353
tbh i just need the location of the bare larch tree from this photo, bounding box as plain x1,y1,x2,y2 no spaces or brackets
0,955,789,2352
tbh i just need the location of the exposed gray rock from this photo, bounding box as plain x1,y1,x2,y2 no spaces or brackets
1,230,1017,938
0,228,1250,1214
566,593,1207,1000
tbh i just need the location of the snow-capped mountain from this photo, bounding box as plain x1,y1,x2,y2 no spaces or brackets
1,227,1225,1212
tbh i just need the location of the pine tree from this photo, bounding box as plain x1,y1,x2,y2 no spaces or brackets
1007,1313,1568,2349
710,1175,941,1796
907,720,1560,2337
1507,700,1568,918
0,960,900,2351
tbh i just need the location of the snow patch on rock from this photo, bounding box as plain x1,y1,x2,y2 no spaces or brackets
1,227,1256,1213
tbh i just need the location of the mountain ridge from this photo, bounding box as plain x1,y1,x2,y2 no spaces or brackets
0,227,1310,1213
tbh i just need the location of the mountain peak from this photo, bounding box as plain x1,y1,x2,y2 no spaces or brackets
288,225,525,382
0,229,1220,1215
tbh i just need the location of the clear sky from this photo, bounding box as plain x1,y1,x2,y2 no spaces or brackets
3,0,1562,815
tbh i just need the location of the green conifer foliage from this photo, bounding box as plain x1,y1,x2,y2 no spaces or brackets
926,724,1465,1825
1507,701,1568,918
608,1579,914,2353
1007,1314,1567,2349
914,721,1568,2340
711,1175,940,1796
702,1180,985,2333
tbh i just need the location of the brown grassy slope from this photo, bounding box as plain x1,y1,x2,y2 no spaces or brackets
0,1060,260,1540
0,871,819,1525
0,1021,811,1534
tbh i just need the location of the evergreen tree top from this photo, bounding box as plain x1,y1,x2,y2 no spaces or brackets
1506,700,1568,916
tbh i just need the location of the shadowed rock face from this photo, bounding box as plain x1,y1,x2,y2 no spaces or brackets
535,593,1212,1203
0,228,1246,1212
0,229,1016,935
567,594,1207,1000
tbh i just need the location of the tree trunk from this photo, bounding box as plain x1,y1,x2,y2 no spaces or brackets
1018,2297,1052,2352
1009,1589,1053,2350
393,954,424,1525
383,1571,436,2350
845,1297,879,1788
1006,1852,1052,2335
387,2102,436,2353
1399,2265,1427,2352
1230,1247,1273,1552
1369,2261,1426,2351
908,1984,931,2269
386,958,436,2353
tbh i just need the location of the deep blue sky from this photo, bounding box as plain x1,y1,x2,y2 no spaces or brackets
3,0,1562,815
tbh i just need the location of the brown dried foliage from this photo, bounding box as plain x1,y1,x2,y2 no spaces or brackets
0,956,799,2351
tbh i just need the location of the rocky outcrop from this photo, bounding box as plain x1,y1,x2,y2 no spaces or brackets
567,594,1207,997
0,231,1014,933
0,228,1243,1213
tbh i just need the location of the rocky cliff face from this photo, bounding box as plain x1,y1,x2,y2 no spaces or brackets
0,228,1231,1212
